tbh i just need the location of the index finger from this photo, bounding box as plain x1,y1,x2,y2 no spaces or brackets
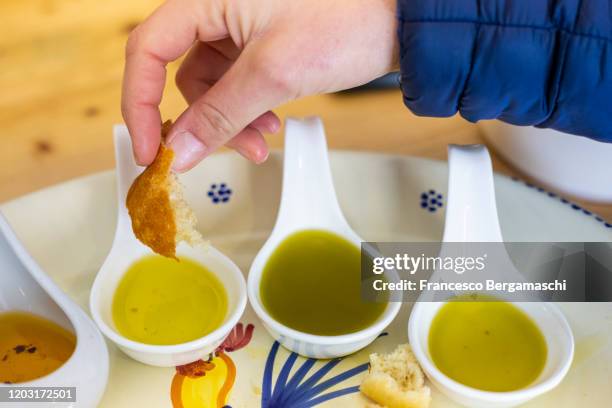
121,0,227,164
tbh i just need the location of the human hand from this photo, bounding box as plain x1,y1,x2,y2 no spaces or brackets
122,0,398,171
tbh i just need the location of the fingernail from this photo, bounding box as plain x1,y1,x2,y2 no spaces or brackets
235,145,268,164
168,131,207,171
133,152,146,166
256,149,270,164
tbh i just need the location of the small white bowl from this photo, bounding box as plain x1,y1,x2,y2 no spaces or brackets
409,300,574,408
90,242,247,367
248,227,401,359
249,291,399,359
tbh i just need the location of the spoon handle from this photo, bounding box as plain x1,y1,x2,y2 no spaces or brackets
113,125,143,230
443,145,503,242
275,117,348,230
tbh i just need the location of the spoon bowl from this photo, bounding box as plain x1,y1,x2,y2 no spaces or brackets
0,214,108,406
248,117,401,359
89,126,247,367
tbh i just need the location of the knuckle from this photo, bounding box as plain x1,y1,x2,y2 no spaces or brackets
195,100,235,144
250,49,296,97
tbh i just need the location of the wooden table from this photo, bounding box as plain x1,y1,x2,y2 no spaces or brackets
2,0,611,221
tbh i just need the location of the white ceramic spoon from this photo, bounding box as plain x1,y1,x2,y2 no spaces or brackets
247,117,401,359
0,214,108,407
89,125,246,367
409,145,574,408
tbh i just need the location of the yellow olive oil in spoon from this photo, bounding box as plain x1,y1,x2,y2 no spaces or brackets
259,229,387,336
429,295,547,392
112,255,228,345
0,311,76,383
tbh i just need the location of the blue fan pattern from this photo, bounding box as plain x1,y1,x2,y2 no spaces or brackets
261,342,367,408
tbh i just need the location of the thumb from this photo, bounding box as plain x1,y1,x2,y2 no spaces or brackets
166,46,293,171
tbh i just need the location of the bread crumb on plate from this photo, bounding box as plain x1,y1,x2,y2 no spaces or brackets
126,121,205,259
360,344,431,408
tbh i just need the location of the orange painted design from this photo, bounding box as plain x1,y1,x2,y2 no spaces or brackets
216,352,236,408
176,359,216,378
170,323,254,408
170,373,185,408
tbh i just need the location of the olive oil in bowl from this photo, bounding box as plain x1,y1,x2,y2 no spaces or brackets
112,255,228,345
259,229,387,336
428,295,547,392
0,311,76,383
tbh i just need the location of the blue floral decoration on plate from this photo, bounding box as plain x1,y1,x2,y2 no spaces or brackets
207,183,232,204
420,189,444,213
261,333,388,407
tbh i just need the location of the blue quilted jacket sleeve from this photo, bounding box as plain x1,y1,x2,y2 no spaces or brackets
397,0,612,142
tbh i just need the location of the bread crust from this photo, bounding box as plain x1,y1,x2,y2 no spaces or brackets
360,344,431,408
126,139,178,259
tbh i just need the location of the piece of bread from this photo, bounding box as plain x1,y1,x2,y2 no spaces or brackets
360,344,431,408
126,121,204,259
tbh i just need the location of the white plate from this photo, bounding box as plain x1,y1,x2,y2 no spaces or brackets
2,151,611,408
